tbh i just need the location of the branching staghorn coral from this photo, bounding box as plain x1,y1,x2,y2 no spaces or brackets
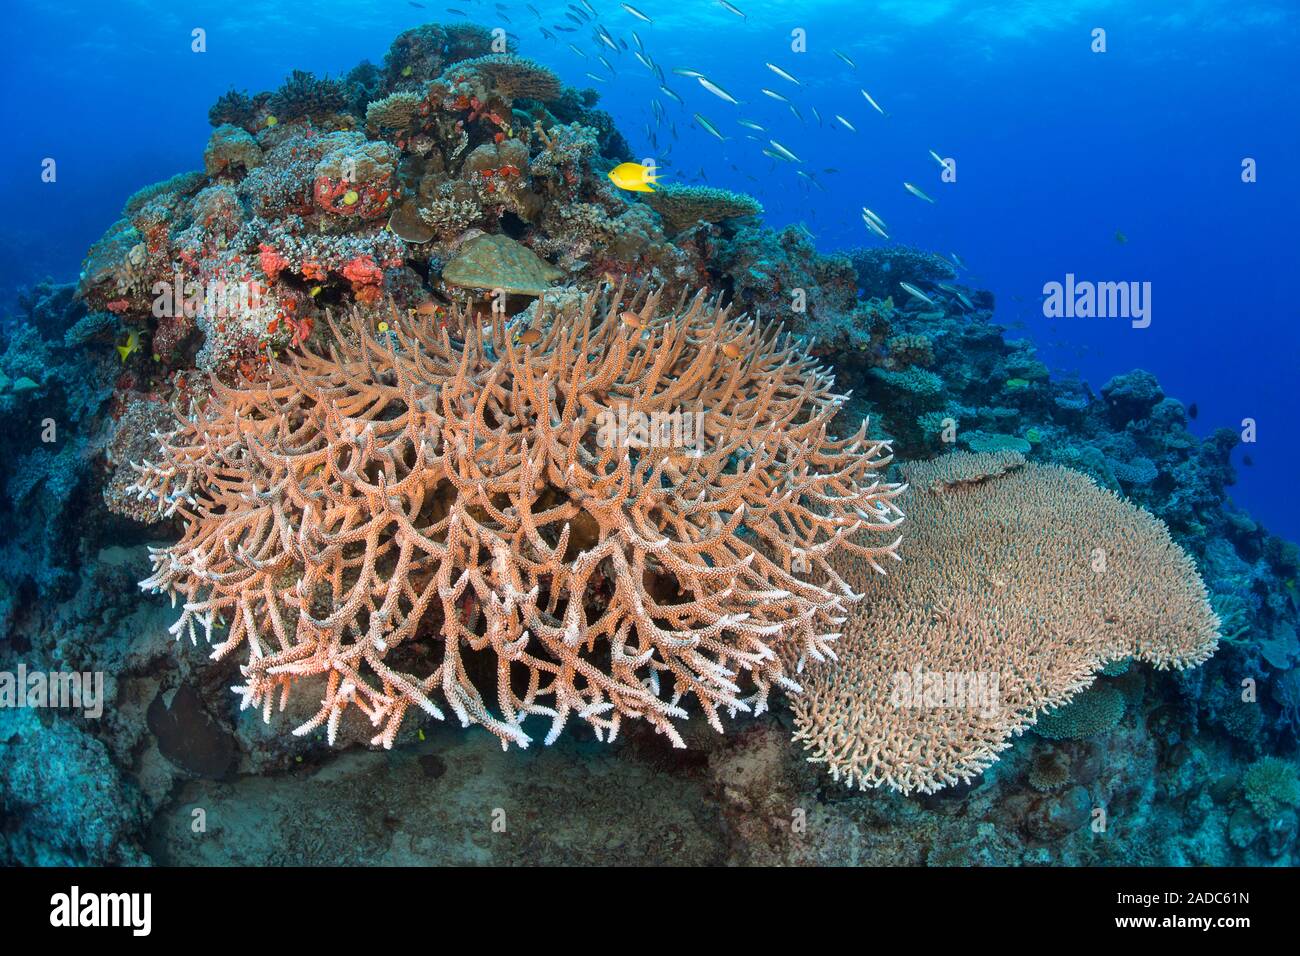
130,286,904,751
792,451,1220,795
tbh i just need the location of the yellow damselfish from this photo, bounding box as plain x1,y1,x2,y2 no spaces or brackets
607,161,660,193
115,330,140,363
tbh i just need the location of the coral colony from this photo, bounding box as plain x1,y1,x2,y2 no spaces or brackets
3,18,1297,867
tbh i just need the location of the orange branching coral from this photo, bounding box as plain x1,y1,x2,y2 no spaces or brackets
791,452,1219,795
131,286,904,750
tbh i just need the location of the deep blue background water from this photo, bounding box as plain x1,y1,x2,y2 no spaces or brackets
3,0,1296,539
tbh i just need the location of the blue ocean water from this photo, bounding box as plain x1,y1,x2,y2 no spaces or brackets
3,0,1297,537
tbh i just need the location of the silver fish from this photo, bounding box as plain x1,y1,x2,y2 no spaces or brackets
861,88,886,116
768,139,801,162
718,0,746,18
938,283,974,310
622,3,653,23
760,88,788,102
861,207,887,231
835,114,856,132
862,215,889,240
694,113,727,142
833,49,856,69
698,76,741,105
660,85,684,106
929,149,948,169
765,62,800,85
903,181,936,203
673,67,704,78
737,118,765,130
568,43,587,58
899,282,936,306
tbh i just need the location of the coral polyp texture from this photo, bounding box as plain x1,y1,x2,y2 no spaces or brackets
129,287,904,751
792,451,1220,795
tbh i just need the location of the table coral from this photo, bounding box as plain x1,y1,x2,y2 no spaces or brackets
644,184,763,234
454,53,562,103
792,452,1220,794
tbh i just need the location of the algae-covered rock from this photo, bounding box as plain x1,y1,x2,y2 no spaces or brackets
203,123,263,177
388,201,436,244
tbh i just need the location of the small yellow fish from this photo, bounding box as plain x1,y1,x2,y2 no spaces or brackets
116,330,139,363
265,114,278,127
401,65,413,77
309,285,323,297
607,161,660,193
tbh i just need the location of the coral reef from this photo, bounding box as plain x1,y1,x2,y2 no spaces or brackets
2,20,1296,868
